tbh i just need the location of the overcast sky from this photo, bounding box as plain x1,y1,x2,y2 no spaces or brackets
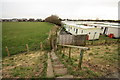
2,0,120,20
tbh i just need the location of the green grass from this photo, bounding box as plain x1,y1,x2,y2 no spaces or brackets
2,22,54,57
3,50,47,78
86,35,119,45
56,51,100,78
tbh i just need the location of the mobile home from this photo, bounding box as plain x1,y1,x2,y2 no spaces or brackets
89,23,120,38
63,22,101,40
105,26,120,38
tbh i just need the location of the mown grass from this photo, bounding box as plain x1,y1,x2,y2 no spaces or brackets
2,22,54,57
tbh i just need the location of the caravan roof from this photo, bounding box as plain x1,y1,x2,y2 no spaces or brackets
64,22,95,29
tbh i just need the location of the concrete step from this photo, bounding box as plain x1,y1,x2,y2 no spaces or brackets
53,64,65,68
56,75,74,78
53,60,61,65
54,68,67,76
49,51,73,78
50,51,58,60
47,53,54,78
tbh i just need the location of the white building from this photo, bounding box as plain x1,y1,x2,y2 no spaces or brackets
89,23,120,38
63,22,101,40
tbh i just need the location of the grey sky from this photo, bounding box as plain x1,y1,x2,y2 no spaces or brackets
2,0,120,20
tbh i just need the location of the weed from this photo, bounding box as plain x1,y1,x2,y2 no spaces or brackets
95,53,99,55
106,47,109,49
105,52,110,54
89,53,93,56
97,47,100,49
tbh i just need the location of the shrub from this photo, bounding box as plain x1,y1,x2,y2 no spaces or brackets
45,15,61,26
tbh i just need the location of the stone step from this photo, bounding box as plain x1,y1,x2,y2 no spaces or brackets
50,51,58,60
53,60,61,65
54,68,68,76
49,51,73,78
56,75,74,78
53,64,65,69
47,53,54,78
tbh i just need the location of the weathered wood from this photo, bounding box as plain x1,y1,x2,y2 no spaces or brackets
26,44,29,53
60,46,62,53
91,32,96,45
40,42,43,50
69,48,71,59
58,29,87,46
62,47,65,53
79,49,84,69
57,44,89,50
73,35,87,46
5,46,10,56
59,35,73,45
57,44,89,69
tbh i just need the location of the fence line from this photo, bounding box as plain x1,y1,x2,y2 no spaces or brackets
4,27,56,57
5,40,47,57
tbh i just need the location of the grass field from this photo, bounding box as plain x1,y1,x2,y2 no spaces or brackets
2,22,54,57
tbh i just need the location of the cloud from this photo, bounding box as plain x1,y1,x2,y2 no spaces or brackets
2,0,119,20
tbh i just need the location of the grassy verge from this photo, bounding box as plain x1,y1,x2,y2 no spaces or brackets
2,50,48,78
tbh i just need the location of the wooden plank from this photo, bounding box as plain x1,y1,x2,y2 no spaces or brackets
79,49,84,69
5,46,10,56
40,42,43,50
57,44,89,50
26,44,29,53
69,47,71,59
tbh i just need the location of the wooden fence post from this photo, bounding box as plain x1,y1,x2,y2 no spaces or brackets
26,44,29,53
117,39,120,43
60,46,62,53
91,32,96,45
62,46,65,53
78,49,84,69
5,46,10,56
40,42,43,50
69,47,71,59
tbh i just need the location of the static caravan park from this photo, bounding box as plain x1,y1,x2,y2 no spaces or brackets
63,22,102,40
89,23,120,38
105,26,120,38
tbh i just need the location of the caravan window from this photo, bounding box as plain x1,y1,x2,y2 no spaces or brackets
74,28,75,31
81,30,83,33
101,27,103,30
76,29,78,34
